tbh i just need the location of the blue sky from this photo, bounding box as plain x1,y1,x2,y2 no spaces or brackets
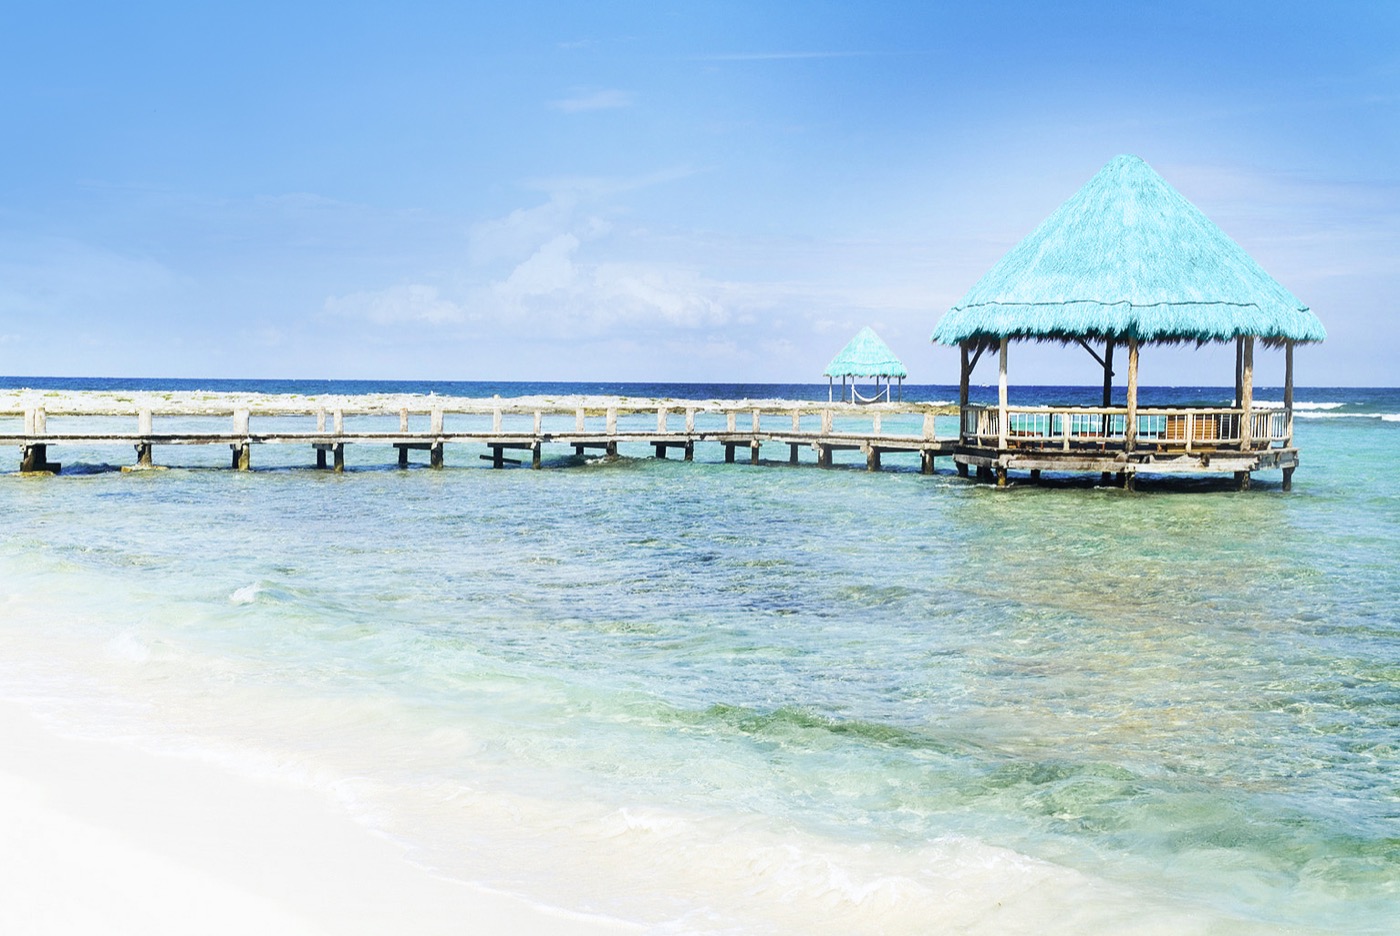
1,1,1396,386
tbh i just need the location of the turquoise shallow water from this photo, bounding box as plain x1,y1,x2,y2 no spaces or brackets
0,385,1397,933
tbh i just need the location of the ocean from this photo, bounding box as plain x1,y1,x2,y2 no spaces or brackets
1,379,1397,933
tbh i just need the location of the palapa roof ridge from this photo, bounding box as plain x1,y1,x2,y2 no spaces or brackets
824,326,908,378
931,154,1326,346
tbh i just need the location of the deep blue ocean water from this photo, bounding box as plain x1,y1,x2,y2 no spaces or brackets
1,378,1397,933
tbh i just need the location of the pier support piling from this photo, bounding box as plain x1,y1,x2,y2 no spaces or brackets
1282,466,1294,492
921,450,935,475
20,444,58,474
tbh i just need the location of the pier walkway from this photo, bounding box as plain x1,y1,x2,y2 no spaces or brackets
1,401,953,475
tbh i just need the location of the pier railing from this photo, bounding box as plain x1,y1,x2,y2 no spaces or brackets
1,400,956,473
960,404,1291,451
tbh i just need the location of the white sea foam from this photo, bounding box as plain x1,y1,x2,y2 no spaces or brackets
1289,401,1345,410
1292,410,1400,421
229,583,262,604
105,631,151,663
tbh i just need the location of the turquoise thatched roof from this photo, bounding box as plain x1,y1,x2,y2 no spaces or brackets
932,155,1325,347
825,326,907,378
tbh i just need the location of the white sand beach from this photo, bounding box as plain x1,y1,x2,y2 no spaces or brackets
0,702,635,935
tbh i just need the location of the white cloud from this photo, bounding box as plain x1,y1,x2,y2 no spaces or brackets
468,197,579,266
0,236,181,317
498,234,580,297
549,88,634,113
322,284,466,326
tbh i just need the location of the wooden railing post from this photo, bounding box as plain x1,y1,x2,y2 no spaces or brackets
493,408,503,433
685,408,695,433
606,408,617,434
576,407,586,432
657,406,667,433
922,412,935,440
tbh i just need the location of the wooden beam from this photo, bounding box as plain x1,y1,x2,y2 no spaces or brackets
968,343,985,373
1075,337,1110,372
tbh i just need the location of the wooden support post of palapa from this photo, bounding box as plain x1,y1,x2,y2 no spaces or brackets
1125,339,1139,453
997,338,1009,451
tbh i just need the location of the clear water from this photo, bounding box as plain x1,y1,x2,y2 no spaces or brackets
1,382,1397,933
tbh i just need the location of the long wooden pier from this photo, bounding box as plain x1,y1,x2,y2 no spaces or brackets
1,401,954,475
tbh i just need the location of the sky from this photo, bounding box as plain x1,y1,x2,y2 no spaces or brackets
1,1,1397,386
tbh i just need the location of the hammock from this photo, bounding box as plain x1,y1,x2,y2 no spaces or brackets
851,384,890,405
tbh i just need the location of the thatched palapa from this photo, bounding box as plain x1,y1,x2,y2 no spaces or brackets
929,154,1322,490
825,327,906,403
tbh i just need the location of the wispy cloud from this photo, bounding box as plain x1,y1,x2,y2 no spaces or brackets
691,51,877,62
549,88,634,113
322,284,466,326
522,166,701,199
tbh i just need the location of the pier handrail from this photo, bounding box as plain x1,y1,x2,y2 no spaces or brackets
3,400,954,446
960,403,1290,451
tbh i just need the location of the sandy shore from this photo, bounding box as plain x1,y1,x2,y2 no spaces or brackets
0,701,636,936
